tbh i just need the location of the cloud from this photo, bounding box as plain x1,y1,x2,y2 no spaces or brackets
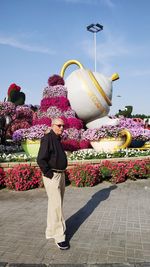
61,0,115,8
0,35,55,55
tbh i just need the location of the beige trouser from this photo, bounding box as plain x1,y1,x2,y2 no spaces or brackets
43,172,66,243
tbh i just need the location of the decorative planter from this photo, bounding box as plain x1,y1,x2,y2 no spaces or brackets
129,140,145,148
90,129,132,153
21,139,40,157
142,141,150,149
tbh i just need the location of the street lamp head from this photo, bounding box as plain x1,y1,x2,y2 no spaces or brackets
87,23,103,33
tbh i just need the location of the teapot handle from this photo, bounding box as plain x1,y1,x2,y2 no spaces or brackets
114,129,132,150
60,59,84,77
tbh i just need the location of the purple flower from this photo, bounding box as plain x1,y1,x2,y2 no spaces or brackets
37,109,47,118
46,106,62,118
62,128,83,141
13,129,25,142
64,108,76,118
83,117,150,142
43,85,67,98
15,106,33,122
0,101,15,116
118,118,150,141
83,126,120,141
13,124,48,142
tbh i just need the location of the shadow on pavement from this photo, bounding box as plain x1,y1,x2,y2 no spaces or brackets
66,184,117,241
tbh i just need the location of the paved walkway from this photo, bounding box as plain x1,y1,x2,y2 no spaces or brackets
1,179,150,266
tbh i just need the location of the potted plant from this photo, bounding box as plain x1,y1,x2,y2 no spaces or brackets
12,124,48,157
117,117,150,148
83,117,150,152
82,125,132,153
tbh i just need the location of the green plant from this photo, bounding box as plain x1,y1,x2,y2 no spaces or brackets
7,83,26,106
115,105,133,118
99,164,112,180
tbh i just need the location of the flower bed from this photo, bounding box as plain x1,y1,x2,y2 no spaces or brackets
67,164,100,187
67,159,150,186
0,158,149,190
0,148,150,163
99,159,150,183
68,149,150,160
4,164,43,191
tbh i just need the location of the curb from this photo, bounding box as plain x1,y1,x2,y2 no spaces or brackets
1,263,150,267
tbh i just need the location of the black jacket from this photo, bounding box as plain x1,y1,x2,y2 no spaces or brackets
37,130,67,178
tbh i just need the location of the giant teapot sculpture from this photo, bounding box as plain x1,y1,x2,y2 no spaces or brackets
60,59,119,128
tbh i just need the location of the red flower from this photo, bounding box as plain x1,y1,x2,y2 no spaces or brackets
48,75,65,86
5,164,43,191
8,83,21,96
0,168,5,188
61,139,80,151
67,164,100,187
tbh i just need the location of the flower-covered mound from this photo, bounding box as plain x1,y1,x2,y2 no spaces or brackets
12,74,89,151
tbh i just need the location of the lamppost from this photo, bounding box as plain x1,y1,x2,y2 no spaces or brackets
87,23,103,72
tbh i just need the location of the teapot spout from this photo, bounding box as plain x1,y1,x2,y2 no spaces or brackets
111,73,119,81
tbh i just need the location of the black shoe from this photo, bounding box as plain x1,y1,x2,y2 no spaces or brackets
56,240,70,250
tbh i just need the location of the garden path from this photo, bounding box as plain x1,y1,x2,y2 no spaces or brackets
1,179,150,266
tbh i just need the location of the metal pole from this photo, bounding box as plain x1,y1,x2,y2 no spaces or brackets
87,23,103,72
94,32,97,72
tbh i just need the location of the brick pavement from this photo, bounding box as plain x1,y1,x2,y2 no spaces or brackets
1,179,150,266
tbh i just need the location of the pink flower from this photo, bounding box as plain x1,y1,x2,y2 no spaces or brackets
32,117,51,126
41,96,70,112
79,140,91,149
43,85,67,98
67,117,83,129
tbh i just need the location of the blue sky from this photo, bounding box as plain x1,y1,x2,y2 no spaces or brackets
0,0,150,116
